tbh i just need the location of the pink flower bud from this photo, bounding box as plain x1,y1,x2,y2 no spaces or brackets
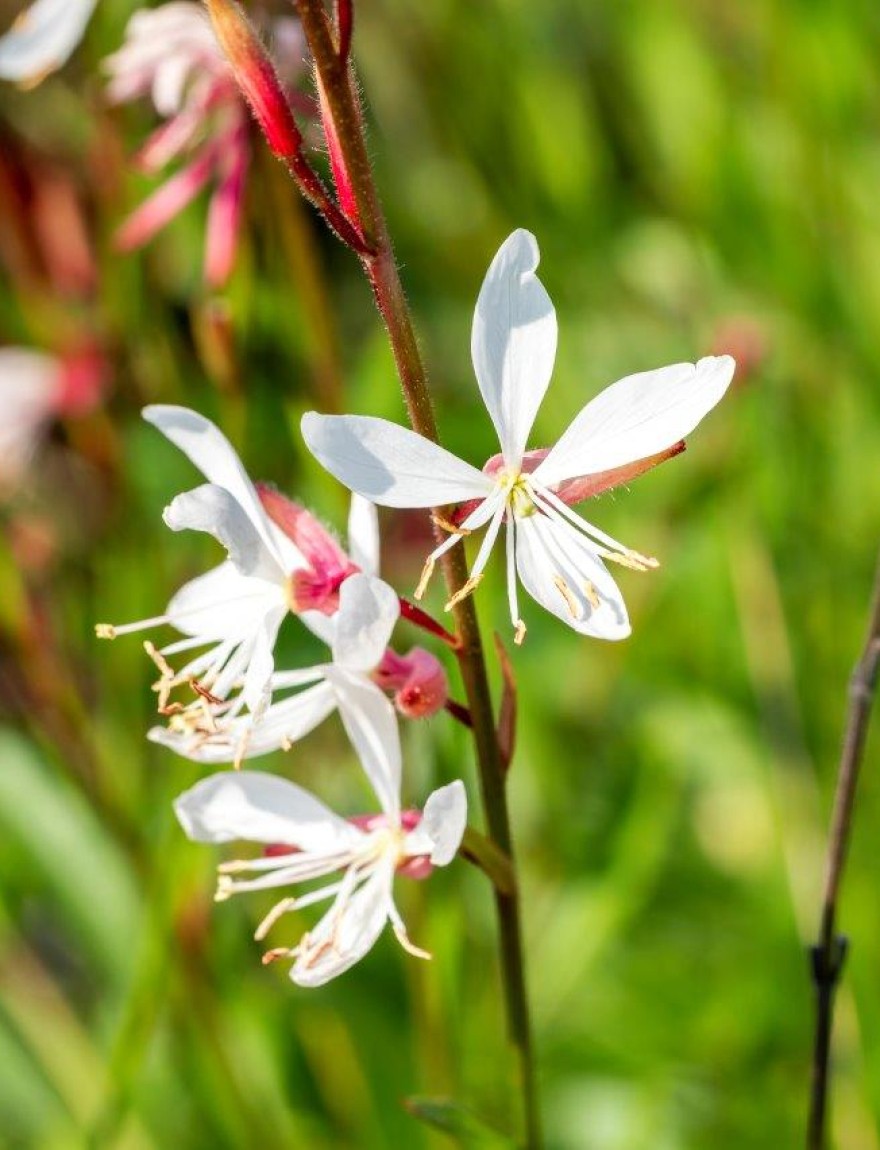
373,647,448,719
205,0,302,159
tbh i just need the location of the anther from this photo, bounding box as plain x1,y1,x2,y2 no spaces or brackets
584,581,600,609
432,514,469,536
414,556,435,601
255,897,298,941
514,620,527,646
553,575,580,619
95,623,116,639
261,947,290,965
444,573,483,611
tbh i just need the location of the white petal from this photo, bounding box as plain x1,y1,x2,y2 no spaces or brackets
301,413,492,507
332,574,399,673
174,769,360,851
143,406,295,566
471,229,558,467
419,780,468,866
533,355,735,486
166,560,286,642
325,667,401,820
164,483,285,583
347,493,380,575
514,514,630,640
291,858,394,988
240,605,286,713
0,0,97,82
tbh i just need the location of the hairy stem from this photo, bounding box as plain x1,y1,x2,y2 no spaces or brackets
294,2,542,1143
807,545,880,1149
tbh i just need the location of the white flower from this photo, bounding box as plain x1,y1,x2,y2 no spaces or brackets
0,0,98,84
301,229,735,643
97,405,306,713
173,764,467,986
149,573,403,773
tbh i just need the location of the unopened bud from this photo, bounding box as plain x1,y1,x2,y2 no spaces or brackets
204,0,302,159
374,647,448,719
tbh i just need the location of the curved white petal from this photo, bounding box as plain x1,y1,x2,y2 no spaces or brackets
301,413,492,508
0,0,97,82
241,604,286,712
471,229,557,467
347,493,380,575
291,857,394,988
166,560,286,642
326,666,401,820
143,405,295,566
174,769,360,851
164,483,285,583
514,514,630,640
332,575,399,673
419,780,468,866
533,355,735,486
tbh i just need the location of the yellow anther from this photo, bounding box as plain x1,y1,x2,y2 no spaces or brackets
432,514,469,537
514,620,527,646
584,581,600,609
261,947,290,965
553,575,580,619
444,573,483,611
604,548,660,572
255,897,298,941
414,556,435,601
95,623,116,639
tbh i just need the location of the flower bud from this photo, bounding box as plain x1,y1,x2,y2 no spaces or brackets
204,0,302,159
373,647,448,719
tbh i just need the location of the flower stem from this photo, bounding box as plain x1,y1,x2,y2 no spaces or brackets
807,545,880,1149
294,3,543,1143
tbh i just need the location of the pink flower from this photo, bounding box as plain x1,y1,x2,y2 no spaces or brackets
104,3,303,287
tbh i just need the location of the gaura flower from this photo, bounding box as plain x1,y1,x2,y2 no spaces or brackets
0,345,105,491
148,572,446,768
104,3,302,286
302,229,735,644
0,0,98,85
173,765,467,986
97,405,307,713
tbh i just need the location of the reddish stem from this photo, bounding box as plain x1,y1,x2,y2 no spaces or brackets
399,597,459,649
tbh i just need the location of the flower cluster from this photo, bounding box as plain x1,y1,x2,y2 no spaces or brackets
94,226,732,987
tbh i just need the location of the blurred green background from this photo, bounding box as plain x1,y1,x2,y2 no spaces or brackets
1,0,879,1147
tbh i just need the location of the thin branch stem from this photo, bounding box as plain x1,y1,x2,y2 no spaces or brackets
807,545,880,1150
399,598,460,650
293,3,542,1143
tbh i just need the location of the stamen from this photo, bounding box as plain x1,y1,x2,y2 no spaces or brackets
445,573,483,611
527,478,660,568
514,620,527,646
94,613,170,639
215,875,234,902
584,581,600,609
553,575,580,619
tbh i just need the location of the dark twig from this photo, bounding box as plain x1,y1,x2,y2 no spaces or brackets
807,545,880,1149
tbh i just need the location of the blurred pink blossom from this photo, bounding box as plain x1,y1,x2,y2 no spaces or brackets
0,345,106,491
104,3,303,287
